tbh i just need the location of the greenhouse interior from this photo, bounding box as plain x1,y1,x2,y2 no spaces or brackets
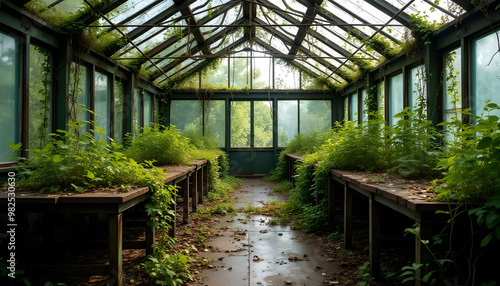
0,0,499,285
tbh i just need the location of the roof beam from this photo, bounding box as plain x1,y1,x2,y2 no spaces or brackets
173,0,209,55
145,2,238,58
257,0,352,59
450,0,474,11
81,0,127,25
150,17,246,80
127,0,197,41
254,38,325,81
289,0,323,56
161,37,248,83
243,0,257,40
328,0,400,43
362,0,411,28
256,18,351,81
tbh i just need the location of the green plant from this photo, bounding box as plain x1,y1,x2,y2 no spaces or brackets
357,261,375,285
125,124,194,166
145,250,192,286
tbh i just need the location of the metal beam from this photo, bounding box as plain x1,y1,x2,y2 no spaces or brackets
363,0,411,28
81,0,127,25
289,0,323,56
150,18,247,80
257,0,353,59
173,0,209,55
126,0,198,41
450,0,474,11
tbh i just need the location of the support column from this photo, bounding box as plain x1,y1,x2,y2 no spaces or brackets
109,213,123,286
369,197,381,278
197,166,204,204
191,172,198,213
344,184,353,249
415,214,433,286
183,177,190,224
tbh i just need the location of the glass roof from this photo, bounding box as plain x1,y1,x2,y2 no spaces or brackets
24,0,467,88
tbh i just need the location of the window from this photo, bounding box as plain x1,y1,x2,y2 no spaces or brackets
254,101,273,148
207,100,226,148
300,100,331,133
443,48,462,142
278,100,298,147
361,89,368,122
230,52,250,89
0,32,20,163
114,80,124,142
144,91,153,127
231,101,251,147
133,90,143,133
409,65,427,112
377,80,385,112
29,45,52,151
350,93,358,122
69,62,90,133
388,73,403,125
170,100,202,133
472,31,500,117
94,71,111,141
275,59,299,89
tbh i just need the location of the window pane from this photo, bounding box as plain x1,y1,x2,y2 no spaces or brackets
154,96,159,123
114,80,124,142
133,90,143,133
300,100,331,134
29,45,52,151
69,62,89,133
389,73,403,125
254,101,273,147
350,93,358,122
278,100,298,147
203,58,228,89
230,52,250,89
231,101,251,148
207,100,225,148
170,100,202,133
275,60,299,89
361,89,368,122
409,65,427,112
0,32,20,162
252,53,272,89
472,31,500,117
144,92,153,127
377,80,385,112
95,71,110,141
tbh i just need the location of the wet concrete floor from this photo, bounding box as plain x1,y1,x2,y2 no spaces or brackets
192,178,338,286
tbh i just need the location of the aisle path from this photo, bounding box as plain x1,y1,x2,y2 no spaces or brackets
192,178,337,286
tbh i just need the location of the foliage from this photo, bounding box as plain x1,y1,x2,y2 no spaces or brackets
11,123,164,193
357,261,375,285
145,250,192,286
436,103,500,202
124,124,194,166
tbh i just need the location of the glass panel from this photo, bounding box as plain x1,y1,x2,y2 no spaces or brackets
278,100,298,147
154,96,160,123
69,62,89,133
350,93,358,122
231,101,250,148
300,100,331,134
254,101,273,148
344,97,348,121
114,80,124,142
0,32,20,162
133,90,143,133
275,60,300,89
94,71,110,141
388,73,403,125
377,80,385,112
230,52,250,89
443,48,462,143
170,100,202,133
203,58,228,89
472,31,500,118
252,50,272,89
206,100,225,148
29,45,52,151
409,65,427,113
144,92,153,127
361,89,368,122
